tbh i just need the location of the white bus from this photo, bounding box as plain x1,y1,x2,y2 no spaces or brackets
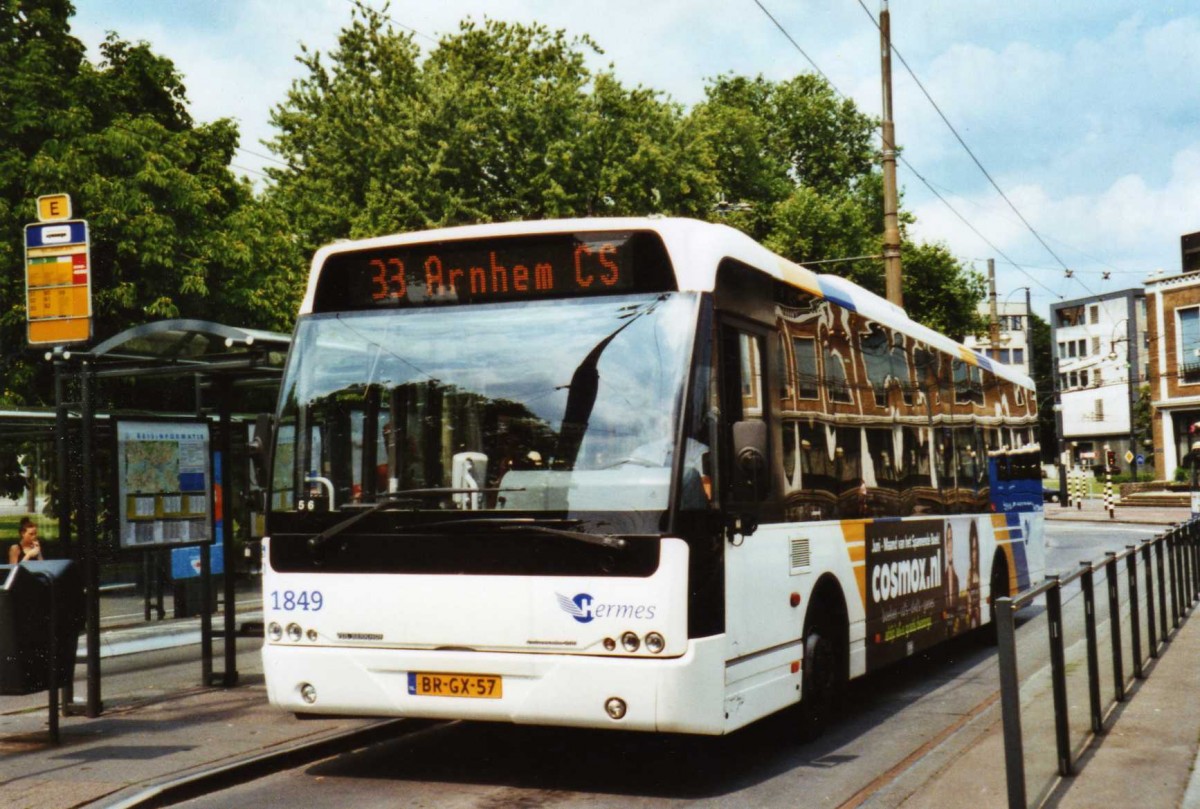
261,217,1044,736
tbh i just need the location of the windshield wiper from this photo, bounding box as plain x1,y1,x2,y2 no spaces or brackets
499,522,630,550
306,487,524,552
414,515,631,550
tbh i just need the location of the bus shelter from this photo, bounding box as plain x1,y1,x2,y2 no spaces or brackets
48,319,288,716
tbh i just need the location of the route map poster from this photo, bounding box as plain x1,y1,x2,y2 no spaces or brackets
863,517,949,669
116,420,212,550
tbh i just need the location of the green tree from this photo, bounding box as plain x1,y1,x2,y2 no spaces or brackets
691,74,985,338
268,8,987,338
897,243,986,341
1027,312,1056,460
0,2,302,407
266,10,715,259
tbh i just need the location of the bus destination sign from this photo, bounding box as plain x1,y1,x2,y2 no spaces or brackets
313,231,674,312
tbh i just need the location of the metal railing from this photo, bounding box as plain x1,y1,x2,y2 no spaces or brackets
995,519,1200,809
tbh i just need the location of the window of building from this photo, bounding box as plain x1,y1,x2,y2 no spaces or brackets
1091,336,1101,355
1080,369,1089,387
1056,305,1084,327
1089,304,1099,324
1068,342,1077,358
1179,307,1200,367
1093,367,1101,385
792,336,819,400
1011,348,1024,364
1058,342,1066,359
1078,339,1087,356
824,343,853,403
1094,399,1104,420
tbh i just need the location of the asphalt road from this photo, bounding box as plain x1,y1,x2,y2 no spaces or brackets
165,520,1163,809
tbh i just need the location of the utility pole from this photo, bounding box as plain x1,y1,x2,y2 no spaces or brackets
1125,298,1139,477
1025,286,1032,377
880,1,903,307
987,258,1000,360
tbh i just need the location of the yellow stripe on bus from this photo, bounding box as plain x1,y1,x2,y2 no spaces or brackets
778,259,823,298
840,520,868,610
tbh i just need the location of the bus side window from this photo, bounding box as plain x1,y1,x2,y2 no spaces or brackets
721,327,770,502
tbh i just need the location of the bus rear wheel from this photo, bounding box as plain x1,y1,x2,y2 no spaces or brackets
796,618,844,741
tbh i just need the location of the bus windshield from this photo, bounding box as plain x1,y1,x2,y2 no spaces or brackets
271,292,699,519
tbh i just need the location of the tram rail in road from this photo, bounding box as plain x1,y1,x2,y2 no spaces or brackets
103,719,421,809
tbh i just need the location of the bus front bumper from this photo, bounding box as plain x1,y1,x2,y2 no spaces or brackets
263,636,727,734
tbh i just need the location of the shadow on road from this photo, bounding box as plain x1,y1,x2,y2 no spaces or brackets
302,626,1014,800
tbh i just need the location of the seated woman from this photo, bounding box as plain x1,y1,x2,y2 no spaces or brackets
9,517,43,564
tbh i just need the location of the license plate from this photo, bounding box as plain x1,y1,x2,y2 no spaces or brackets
407,672,502,699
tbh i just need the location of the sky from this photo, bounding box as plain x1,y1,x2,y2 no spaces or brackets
69,1,1200,321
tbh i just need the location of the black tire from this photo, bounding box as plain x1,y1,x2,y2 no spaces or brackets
796,618,845,741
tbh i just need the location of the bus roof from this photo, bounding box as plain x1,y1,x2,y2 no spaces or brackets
304,216,1034,390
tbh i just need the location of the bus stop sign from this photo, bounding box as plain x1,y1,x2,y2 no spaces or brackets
24,218,92,346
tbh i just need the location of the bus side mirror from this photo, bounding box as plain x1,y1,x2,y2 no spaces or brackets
732,420,769,503
733,420,768,475
248,413,274,488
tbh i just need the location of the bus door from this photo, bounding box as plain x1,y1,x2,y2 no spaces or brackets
719,323,796,662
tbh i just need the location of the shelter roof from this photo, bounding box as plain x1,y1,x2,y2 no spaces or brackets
76,319,290,379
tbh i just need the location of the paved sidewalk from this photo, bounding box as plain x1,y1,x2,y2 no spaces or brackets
889,608,1200,809
0,678,384,809
1044,497,1193,526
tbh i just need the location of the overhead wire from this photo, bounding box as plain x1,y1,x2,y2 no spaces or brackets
340,0,439,44
751,0,1063,299
922,176,1132,276
850,0,1080,280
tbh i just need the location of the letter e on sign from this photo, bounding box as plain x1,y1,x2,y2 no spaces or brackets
36,194,72,222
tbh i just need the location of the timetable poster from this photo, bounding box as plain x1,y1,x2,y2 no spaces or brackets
116,420,212,549
863,518,948,669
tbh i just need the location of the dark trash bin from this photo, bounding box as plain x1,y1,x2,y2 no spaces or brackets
0,560,85,695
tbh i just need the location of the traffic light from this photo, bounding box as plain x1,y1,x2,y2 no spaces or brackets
1106,449,1116,468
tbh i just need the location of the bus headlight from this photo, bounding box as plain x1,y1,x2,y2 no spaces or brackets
306,628,319,642
300,683,318,704
644,632,665,654
620,631,640,653
268,622,283,642
287,623,303,642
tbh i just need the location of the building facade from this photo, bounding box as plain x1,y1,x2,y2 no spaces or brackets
1049,289,1147,473
963,299,1032,378
1146,268,1200,480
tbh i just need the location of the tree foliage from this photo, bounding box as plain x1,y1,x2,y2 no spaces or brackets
0,1,302,406
266,11,715,259
266,8,986,338
0,2,993,410
689,73,985,338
